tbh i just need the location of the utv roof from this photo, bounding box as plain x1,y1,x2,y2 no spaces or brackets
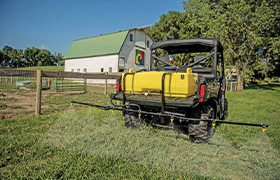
151,38,223,53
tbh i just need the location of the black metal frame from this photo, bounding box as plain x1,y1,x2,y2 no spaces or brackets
161,73,172,114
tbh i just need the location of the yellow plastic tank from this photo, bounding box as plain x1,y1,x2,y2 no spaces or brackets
121,68,198,98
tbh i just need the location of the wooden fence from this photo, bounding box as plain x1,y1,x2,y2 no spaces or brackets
0,68,121,115
0,68,121,79
1,68,239,116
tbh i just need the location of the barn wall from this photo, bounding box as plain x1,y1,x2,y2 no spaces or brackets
64,54,118,84
119,30,153,72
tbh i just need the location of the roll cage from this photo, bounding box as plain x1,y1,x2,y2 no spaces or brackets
150,38,224,77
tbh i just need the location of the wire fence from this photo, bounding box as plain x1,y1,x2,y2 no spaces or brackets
0,75,36,118
0,69,119,119
40,78,116,115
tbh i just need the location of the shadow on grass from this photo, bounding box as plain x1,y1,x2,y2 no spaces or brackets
245,82,280,91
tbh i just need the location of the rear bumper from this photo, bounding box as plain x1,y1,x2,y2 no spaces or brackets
110,93,198,108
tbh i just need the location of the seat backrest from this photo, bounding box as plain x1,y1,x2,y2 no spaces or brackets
192,54,215,77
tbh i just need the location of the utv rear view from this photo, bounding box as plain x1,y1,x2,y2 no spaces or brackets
72,38,268,143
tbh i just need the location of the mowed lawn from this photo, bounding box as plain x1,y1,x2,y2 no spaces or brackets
0,83,280,179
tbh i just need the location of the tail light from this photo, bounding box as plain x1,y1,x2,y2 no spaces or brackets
199,84,206,102
116,77,121,92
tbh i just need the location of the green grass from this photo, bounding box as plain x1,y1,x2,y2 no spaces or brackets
221,82,280,150
0,112,208,179
0,103,7,110
17,66,64,71
41,92,112,114
0,83,280,179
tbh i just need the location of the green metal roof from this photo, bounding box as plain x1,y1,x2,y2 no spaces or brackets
63,30,129,59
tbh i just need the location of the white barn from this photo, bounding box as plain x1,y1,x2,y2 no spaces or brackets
64,26,153,83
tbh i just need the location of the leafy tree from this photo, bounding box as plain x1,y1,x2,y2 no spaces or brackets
149,11,183,42
0,50,4,67
37,49,53,66
1,46,13,67
24,47,40,67
2,45,13,55
149,0,280,90
53,52,64,66
1,45,63,68
24,48,58,66
0,50,9,67
9,49,24,68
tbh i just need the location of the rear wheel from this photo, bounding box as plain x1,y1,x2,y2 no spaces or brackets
124,114,143,128
188,105,215,143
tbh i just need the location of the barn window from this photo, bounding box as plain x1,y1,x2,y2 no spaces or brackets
130,34,133,41
77,68,80,73
101,68,104,72
147,40,150,48
83,68,87,73
109,67,112,72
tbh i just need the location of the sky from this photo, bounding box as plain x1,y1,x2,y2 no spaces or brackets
0,0,184,54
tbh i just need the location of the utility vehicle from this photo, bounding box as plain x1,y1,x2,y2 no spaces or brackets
72,38,268,143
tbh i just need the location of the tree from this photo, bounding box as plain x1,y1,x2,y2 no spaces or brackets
1,46,13,67
149,11,183,42
0,50,4,67
1,45,63,68
37,49,53,66
149,0,280,90
9,49,24,68
53,52,64,66
0,50,9,67
24,47,40,66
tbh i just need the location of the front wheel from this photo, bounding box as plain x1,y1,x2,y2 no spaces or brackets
188,105,215,143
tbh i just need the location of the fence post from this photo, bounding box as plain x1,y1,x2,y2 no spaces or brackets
55,78,58,92
35,70,42,115
62,78,64,92
230,82,233,92
47,78,51,89
84,78,87,93
104,79,108,95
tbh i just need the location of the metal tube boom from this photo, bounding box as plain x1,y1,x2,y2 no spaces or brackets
70,101,268,128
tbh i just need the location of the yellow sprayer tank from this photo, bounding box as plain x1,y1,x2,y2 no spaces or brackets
122,68,198,98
